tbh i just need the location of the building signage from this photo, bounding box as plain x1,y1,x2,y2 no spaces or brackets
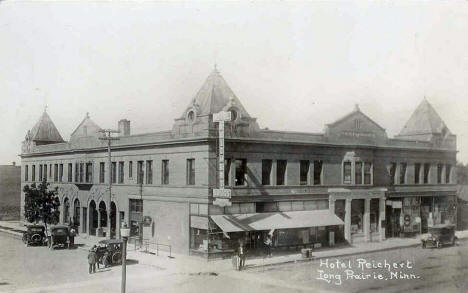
213,111,232,207
392,201,402,209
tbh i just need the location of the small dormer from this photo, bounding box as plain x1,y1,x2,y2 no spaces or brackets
70,113,102,142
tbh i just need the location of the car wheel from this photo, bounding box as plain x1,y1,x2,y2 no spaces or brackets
112,252,122,265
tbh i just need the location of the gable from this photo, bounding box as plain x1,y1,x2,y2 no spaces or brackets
70,115,102,141
325,110,387,141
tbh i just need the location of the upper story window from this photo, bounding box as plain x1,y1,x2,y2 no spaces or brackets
276,160,287,186
128,161,133,179
300,160,310,185
262,159,272,186
32,165,36,182
445,164,452,184
54,164,58,182
74,163,79,182
111,162,116,184
24,165,28,181
186,159,195,185
389,163,397,185
437,164,443,184
343,159,373,185
399,163,407,184
49,164,52,178
68,163,72,182
234,159,247,186
44,165,48,182
224,159,231,186
119,162,124,184
313,160,323,185
85,163,93,183
99,162,105,183
146,160,153,184
161,160,169,185
79,163,84,183
414,163,421,184
59,164,63,182
137,161,144,184
423,163,430,184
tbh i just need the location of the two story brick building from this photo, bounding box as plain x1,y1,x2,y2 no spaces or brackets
20,69,457,257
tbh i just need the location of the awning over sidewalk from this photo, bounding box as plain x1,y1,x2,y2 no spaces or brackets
210,210,344,233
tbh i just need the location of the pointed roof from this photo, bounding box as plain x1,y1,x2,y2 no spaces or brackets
327,104,386,131
30,110,64,143
70,112,102,140
182,68,251,117
398,98,451,136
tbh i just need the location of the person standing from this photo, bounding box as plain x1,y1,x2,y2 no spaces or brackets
238,240,246,270
264,235,272,257
69,227,76,249
88,245,97,274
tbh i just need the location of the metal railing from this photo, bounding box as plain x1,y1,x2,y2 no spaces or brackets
142,240,172,257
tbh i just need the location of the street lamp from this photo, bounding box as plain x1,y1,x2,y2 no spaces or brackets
120,222,130,293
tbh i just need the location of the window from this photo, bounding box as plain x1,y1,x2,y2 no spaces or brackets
354,119,361,129
161,160,169,185
364,162,372,185
128,161,133,178
74,163,79,182
49,164,52,178
59,164,63,182
99,163,105,183
389,163,397,185
437,164,443,184
399,163,407,184
136,161,143,184
39,164,43,181
235,159,247,186
68,163,72,182
86,163,93,183
24,165,28,181
343,161,352,184
300,160,309,185
119,162,124,184
355,162,363,185
414,163,421,184
129,199,143,237
423,163,430,184
79,163,84,183
262,160,272,185
146,160,153,184
32,165,36,181
44,165,47,181
224,159,231,186
53,164,58,182
313,160,322,185
276,160,287,186
186,159,195,185
111,162,116,184
445,164,451,184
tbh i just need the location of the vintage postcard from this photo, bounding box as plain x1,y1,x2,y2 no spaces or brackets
0,1,467,293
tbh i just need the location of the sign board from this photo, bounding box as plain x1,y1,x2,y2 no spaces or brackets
213,188,231,198
392,201,402,209
213,111,232,122
386,200,393,206
213,198,232,207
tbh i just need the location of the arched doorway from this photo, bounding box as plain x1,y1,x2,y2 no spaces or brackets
99,201,107,236
110,202,117,238
73,199,80,227
63,198,70,224
89,200,97,236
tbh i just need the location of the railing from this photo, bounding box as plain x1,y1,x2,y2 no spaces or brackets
142,240,172,257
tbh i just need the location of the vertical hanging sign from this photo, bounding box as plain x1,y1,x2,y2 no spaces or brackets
213,111,232,207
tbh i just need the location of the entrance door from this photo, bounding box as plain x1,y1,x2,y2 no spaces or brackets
82,207,87,233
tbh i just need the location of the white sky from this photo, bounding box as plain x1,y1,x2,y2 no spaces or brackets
1,1,468,165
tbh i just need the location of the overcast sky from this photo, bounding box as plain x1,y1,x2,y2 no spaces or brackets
1,1,468,165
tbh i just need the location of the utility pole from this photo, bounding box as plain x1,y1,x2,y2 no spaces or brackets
99,129,120,239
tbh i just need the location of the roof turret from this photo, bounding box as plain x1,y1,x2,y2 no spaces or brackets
29,110,64,144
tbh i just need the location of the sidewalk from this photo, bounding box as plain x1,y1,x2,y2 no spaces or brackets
3,220,468,274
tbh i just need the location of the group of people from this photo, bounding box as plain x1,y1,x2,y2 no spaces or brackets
87,245,110,274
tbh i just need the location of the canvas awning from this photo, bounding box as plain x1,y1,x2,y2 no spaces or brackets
210,210,344,233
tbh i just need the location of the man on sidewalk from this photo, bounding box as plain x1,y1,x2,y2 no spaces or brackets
88,245,97,274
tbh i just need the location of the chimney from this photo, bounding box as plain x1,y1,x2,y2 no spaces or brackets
118,119,130,136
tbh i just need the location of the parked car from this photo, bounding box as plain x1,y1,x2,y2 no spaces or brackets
22,224,47,246
421,224,457,248
95,239,123,267
48,225,70,249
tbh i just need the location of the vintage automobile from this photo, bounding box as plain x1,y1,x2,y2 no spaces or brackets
421,224,457,248
95,239,123,267
48,225,70,249
22,224,47,246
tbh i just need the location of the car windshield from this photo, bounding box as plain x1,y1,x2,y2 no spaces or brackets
53,228,68,235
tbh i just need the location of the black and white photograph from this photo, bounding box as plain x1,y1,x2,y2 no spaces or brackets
1,1,468,292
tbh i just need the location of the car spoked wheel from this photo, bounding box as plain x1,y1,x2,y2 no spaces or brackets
112,252,122,265
31,234,41,244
